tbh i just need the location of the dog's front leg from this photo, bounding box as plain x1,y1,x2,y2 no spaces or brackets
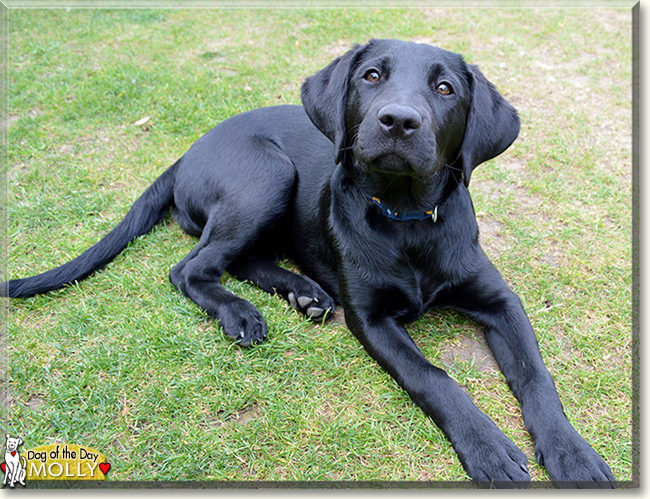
6,465,14,487
449,261,616,487
481,301,616,487
341,301,530,487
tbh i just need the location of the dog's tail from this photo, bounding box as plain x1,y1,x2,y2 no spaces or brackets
1,161,179,298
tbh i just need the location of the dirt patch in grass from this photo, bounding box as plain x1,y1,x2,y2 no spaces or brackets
329,307,346,326
476,218,509,259
25,395,46,413
232,404,261,425
207,404,262,428
442,327,499,373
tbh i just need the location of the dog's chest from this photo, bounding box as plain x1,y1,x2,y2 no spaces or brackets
350,236,454,322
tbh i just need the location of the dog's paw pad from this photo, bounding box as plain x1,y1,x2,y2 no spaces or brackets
287,292,330,321
288,292,298,309
288,292,318,310
298,295,316,308
306,306,324,318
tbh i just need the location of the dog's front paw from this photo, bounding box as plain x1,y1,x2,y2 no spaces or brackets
535,423,615,488
287,276,335,321
453,415,530,488
217,299,268,347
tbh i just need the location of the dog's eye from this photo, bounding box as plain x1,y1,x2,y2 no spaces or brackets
364,70,381,83
436,82,453,95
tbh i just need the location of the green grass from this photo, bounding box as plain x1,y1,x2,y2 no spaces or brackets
3,7,633,485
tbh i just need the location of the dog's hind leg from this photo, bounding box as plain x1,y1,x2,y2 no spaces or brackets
170,212,273,347
227,255,336,321
170,155,296,346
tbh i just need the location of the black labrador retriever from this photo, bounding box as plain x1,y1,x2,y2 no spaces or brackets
3,40,615,487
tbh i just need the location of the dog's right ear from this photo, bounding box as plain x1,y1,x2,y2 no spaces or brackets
301,43,367,165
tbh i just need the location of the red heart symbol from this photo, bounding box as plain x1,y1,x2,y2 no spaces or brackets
99,462,111,475
10,452,15,457
1,463,5,473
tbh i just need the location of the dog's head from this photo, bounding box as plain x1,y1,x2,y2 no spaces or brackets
5,434,23,452
301,39,519,187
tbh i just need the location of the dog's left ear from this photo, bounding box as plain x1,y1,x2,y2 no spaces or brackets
459,64,520,186
301,43,367,165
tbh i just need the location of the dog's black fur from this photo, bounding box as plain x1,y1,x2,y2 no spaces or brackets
3,40,615,487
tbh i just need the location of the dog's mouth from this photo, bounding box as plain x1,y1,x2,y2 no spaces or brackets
361,153,438,180
370,153,409,172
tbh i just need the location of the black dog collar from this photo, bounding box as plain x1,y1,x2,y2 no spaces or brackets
371,196,438,222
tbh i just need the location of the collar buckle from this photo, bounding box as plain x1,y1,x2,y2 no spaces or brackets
371,197,438,223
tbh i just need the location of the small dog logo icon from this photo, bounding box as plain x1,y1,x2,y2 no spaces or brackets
2,434,27,488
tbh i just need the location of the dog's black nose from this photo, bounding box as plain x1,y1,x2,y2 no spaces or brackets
378,105,422,138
